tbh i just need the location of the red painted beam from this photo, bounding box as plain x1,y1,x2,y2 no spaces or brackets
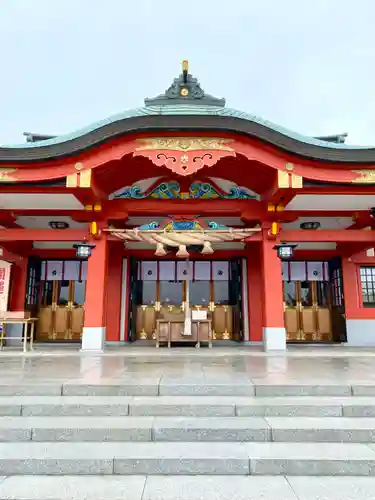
278,229,375,243
294,250,339,260
0,246,23,263
0,229,87,241
106,199,267,217
301,186,375,196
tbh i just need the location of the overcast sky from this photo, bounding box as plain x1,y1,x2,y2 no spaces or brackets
1,0,375,145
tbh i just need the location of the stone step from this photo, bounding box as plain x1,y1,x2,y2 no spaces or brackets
0,441,374,475
2,395,375,417
0,416,268,442
2,381,375,397
266,417,375,443
1,416,375,442
2,475,375,500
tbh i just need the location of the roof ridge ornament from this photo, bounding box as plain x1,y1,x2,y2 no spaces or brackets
144,60,225,108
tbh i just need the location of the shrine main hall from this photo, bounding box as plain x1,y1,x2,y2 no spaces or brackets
1,61,375,351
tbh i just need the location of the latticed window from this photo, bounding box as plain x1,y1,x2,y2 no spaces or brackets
360,267,375,307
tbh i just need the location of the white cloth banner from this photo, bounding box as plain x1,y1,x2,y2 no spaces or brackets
307,261,328,281
80,261,87,281
194,261,211,281
46,261,63,281
281,262,290,281
177,261,193,280
141,261,157,281
64,261,81,281
290,262,306,281
159,261,175,281
283,261,329,282
212,261,229,281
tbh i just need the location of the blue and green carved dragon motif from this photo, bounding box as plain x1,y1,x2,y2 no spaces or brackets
189,181,256,199
113,180,255,200
113,181,180,199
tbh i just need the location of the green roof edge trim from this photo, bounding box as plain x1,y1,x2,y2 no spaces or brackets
1,105,371,150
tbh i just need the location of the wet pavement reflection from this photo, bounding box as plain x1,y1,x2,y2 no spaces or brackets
0,346,375,385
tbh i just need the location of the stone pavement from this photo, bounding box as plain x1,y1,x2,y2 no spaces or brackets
0,475,375,499
0,346,375,498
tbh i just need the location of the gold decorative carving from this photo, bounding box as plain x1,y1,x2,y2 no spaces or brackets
285,162,294,171
74,162,84,171
66,168,91,188
291,174,303,188
278,170,290,188
79,169,92,188
134,137,235,176
135,137,234,152
352,170,375,183
139,330,148,340
277,170,302,189
0,168,17,182
66,173,78,188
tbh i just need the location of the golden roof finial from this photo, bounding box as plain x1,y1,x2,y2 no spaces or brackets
182,60,189,73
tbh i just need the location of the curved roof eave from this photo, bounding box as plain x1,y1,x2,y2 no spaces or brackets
1,105,375,163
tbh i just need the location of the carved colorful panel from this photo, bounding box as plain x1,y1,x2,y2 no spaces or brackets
111,180,180,199
189,181,257,199
138,217,228,231
110,177,258,200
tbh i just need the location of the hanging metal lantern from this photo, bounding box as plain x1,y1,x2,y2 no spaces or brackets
73,242,96,259
273,243,297,261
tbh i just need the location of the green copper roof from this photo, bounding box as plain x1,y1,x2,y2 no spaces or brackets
3,104,368,150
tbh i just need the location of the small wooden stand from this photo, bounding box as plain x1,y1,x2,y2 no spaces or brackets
155,315,212,348
0,312,37,353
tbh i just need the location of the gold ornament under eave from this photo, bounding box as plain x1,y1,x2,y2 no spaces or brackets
352,170,375,184
135,137,234,152
0,168,17,182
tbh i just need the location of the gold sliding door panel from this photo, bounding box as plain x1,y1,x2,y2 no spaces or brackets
212,306,233,340
284,309,299,340
37,280,84,342
284,279,333,342
71,308,84,337
283,281,299,341
37,308,53,339
136,305,157,340
70,281,86,340
36,281,58,341
299,281,315,340
317,309,331,336
54,281,73,340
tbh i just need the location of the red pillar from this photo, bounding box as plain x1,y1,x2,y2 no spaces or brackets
247,244,263,342
341,257,359,319
82,236,108,351
261,237,286,350
105,242,123,342
10,260,28,311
